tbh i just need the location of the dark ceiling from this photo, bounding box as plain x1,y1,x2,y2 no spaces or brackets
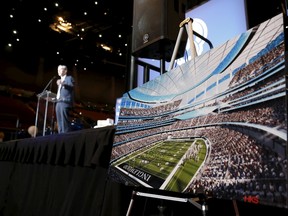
0,0,283,84
0,0,134,76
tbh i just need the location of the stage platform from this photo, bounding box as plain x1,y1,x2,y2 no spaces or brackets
0,126,131,216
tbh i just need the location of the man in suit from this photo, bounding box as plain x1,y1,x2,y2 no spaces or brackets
55,65,75,133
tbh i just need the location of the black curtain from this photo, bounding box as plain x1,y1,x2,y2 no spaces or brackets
0,126,130,216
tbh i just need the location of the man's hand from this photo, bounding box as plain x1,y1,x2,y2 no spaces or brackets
56,79,62,85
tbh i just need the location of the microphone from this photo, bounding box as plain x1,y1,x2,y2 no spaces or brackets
42,76,57,92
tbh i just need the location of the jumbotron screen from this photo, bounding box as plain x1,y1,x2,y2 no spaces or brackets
108,13,287,208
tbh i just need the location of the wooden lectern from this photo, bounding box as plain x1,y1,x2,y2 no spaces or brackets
34,90,57,136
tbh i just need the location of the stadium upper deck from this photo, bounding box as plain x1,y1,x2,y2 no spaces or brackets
120,13,284,108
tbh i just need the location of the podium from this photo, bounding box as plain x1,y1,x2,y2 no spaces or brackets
34,90,57,136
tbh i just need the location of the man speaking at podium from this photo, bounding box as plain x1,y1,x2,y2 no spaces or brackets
55,64,75,134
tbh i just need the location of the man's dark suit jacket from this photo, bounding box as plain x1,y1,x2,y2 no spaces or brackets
58,75,74,105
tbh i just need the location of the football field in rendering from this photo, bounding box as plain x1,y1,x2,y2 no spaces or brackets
113,138,208,192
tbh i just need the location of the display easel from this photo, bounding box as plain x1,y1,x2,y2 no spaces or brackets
126,190,208,216
34,90,57,136
168,17,213,71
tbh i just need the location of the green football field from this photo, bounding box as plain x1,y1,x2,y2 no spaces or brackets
113,138,207,192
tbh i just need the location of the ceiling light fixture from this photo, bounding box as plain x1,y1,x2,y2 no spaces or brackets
50,16,73,34
100,44,112,52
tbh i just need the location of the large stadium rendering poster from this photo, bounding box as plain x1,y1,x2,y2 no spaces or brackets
108,13,287,208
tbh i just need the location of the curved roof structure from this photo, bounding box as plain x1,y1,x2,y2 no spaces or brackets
124,13,283,106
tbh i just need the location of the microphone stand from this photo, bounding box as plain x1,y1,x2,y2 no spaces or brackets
47,76,57,135
42,76,56,93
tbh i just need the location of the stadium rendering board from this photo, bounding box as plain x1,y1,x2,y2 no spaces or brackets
109,13,287,208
